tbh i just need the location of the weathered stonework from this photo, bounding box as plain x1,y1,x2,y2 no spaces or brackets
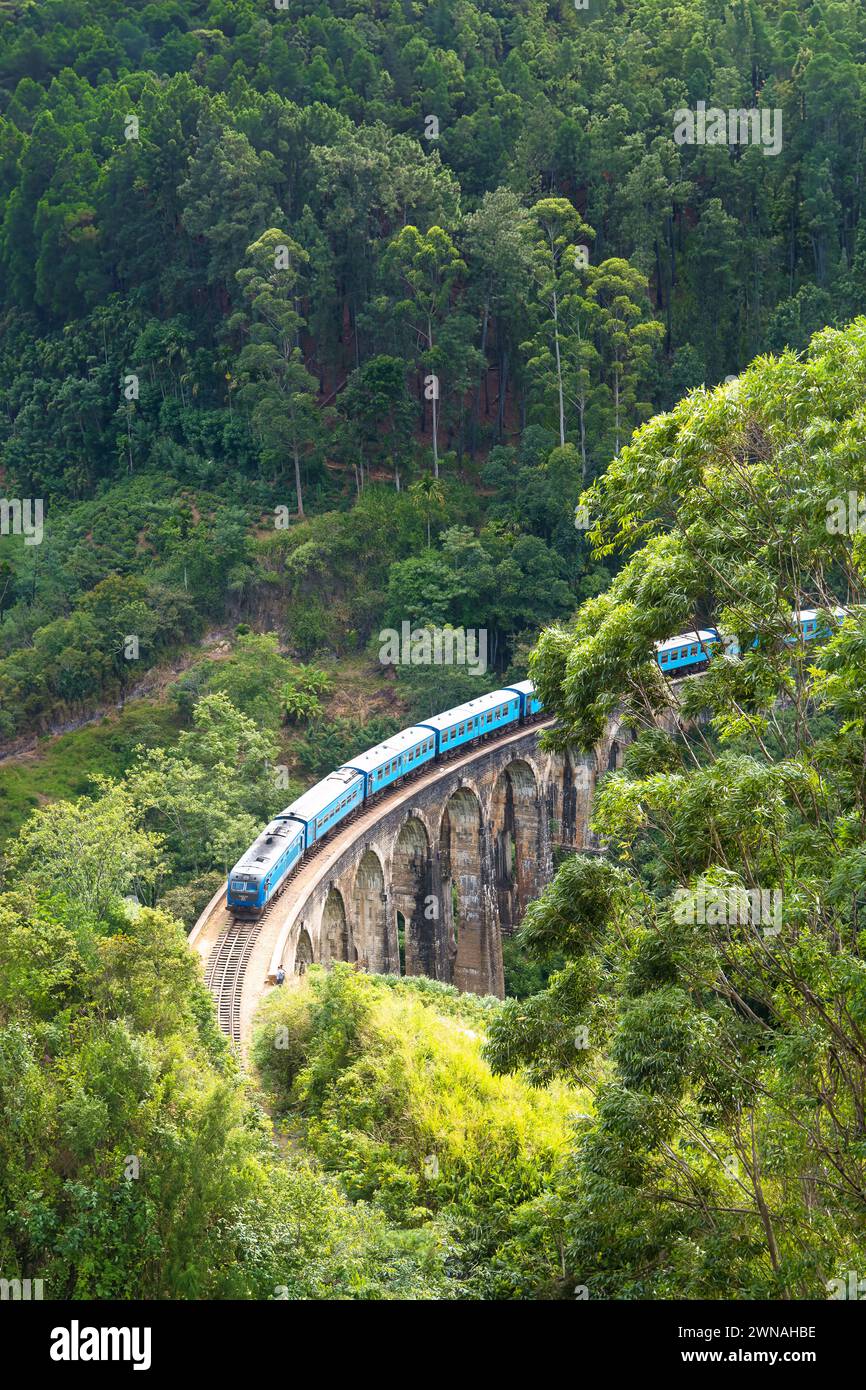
269,720,625,998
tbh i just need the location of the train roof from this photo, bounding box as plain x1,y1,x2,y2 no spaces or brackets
418,687,522,732
504,679,535,697
233,814,304,874
655,629,718,653
285,767,364,824
798,606,847,622
340,725,436,775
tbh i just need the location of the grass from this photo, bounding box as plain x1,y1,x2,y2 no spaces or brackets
0,645,406,851
0,699,183,848
253,967,582,1208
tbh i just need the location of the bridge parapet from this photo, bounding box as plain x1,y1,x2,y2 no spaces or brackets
264,719,614,997
191,714,626,1047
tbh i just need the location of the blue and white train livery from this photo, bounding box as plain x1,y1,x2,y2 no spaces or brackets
227,609,852,915
342,725,437,799
506,679,544,718
227,814,306,913
286,767,365,849
660,607,848,672
654,629,719,675
226,679,546,915
418,688,523,755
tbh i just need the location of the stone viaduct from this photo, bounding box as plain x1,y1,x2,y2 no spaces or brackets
189,714,630,1046
261,717,626,1000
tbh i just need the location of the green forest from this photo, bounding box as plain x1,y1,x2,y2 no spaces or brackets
2,0,866,1306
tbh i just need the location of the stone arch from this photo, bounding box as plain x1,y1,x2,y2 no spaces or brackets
321,886,353,965
353,849,392,974
440,785,503,998
553,750,597,850
294,927,314,976
490,759,541,934
598,720,627,777
391,816,446,982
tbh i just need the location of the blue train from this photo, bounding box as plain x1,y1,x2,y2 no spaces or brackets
655,607,847,676
227,609,843,915
226,679,545,915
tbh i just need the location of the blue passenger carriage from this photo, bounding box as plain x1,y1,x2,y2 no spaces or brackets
284,767,365,849
504,679,543,719
655,629,719,676
419,688,522,754
791,606,847,645
341,725,436,799
227,814,306,915
721,607,848,658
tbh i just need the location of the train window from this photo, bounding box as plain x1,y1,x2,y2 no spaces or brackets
459,723,465,734
660,652,668,663
690,645,697,655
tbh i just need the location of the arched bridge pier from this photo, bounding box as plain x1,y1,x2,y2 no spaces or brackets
190,717,626,1047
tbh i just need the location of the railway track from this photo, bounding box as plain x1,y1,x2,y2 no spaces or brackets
204,914,265,1045
194,713,556,1046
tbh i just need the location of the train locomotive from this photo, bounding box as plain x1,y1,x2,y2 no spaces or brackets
226,679,545,915
226,612,843,916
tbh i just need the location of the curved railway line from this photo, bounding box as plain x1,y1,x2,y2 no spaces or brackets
204,915,263,1045
192,715,556,1051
